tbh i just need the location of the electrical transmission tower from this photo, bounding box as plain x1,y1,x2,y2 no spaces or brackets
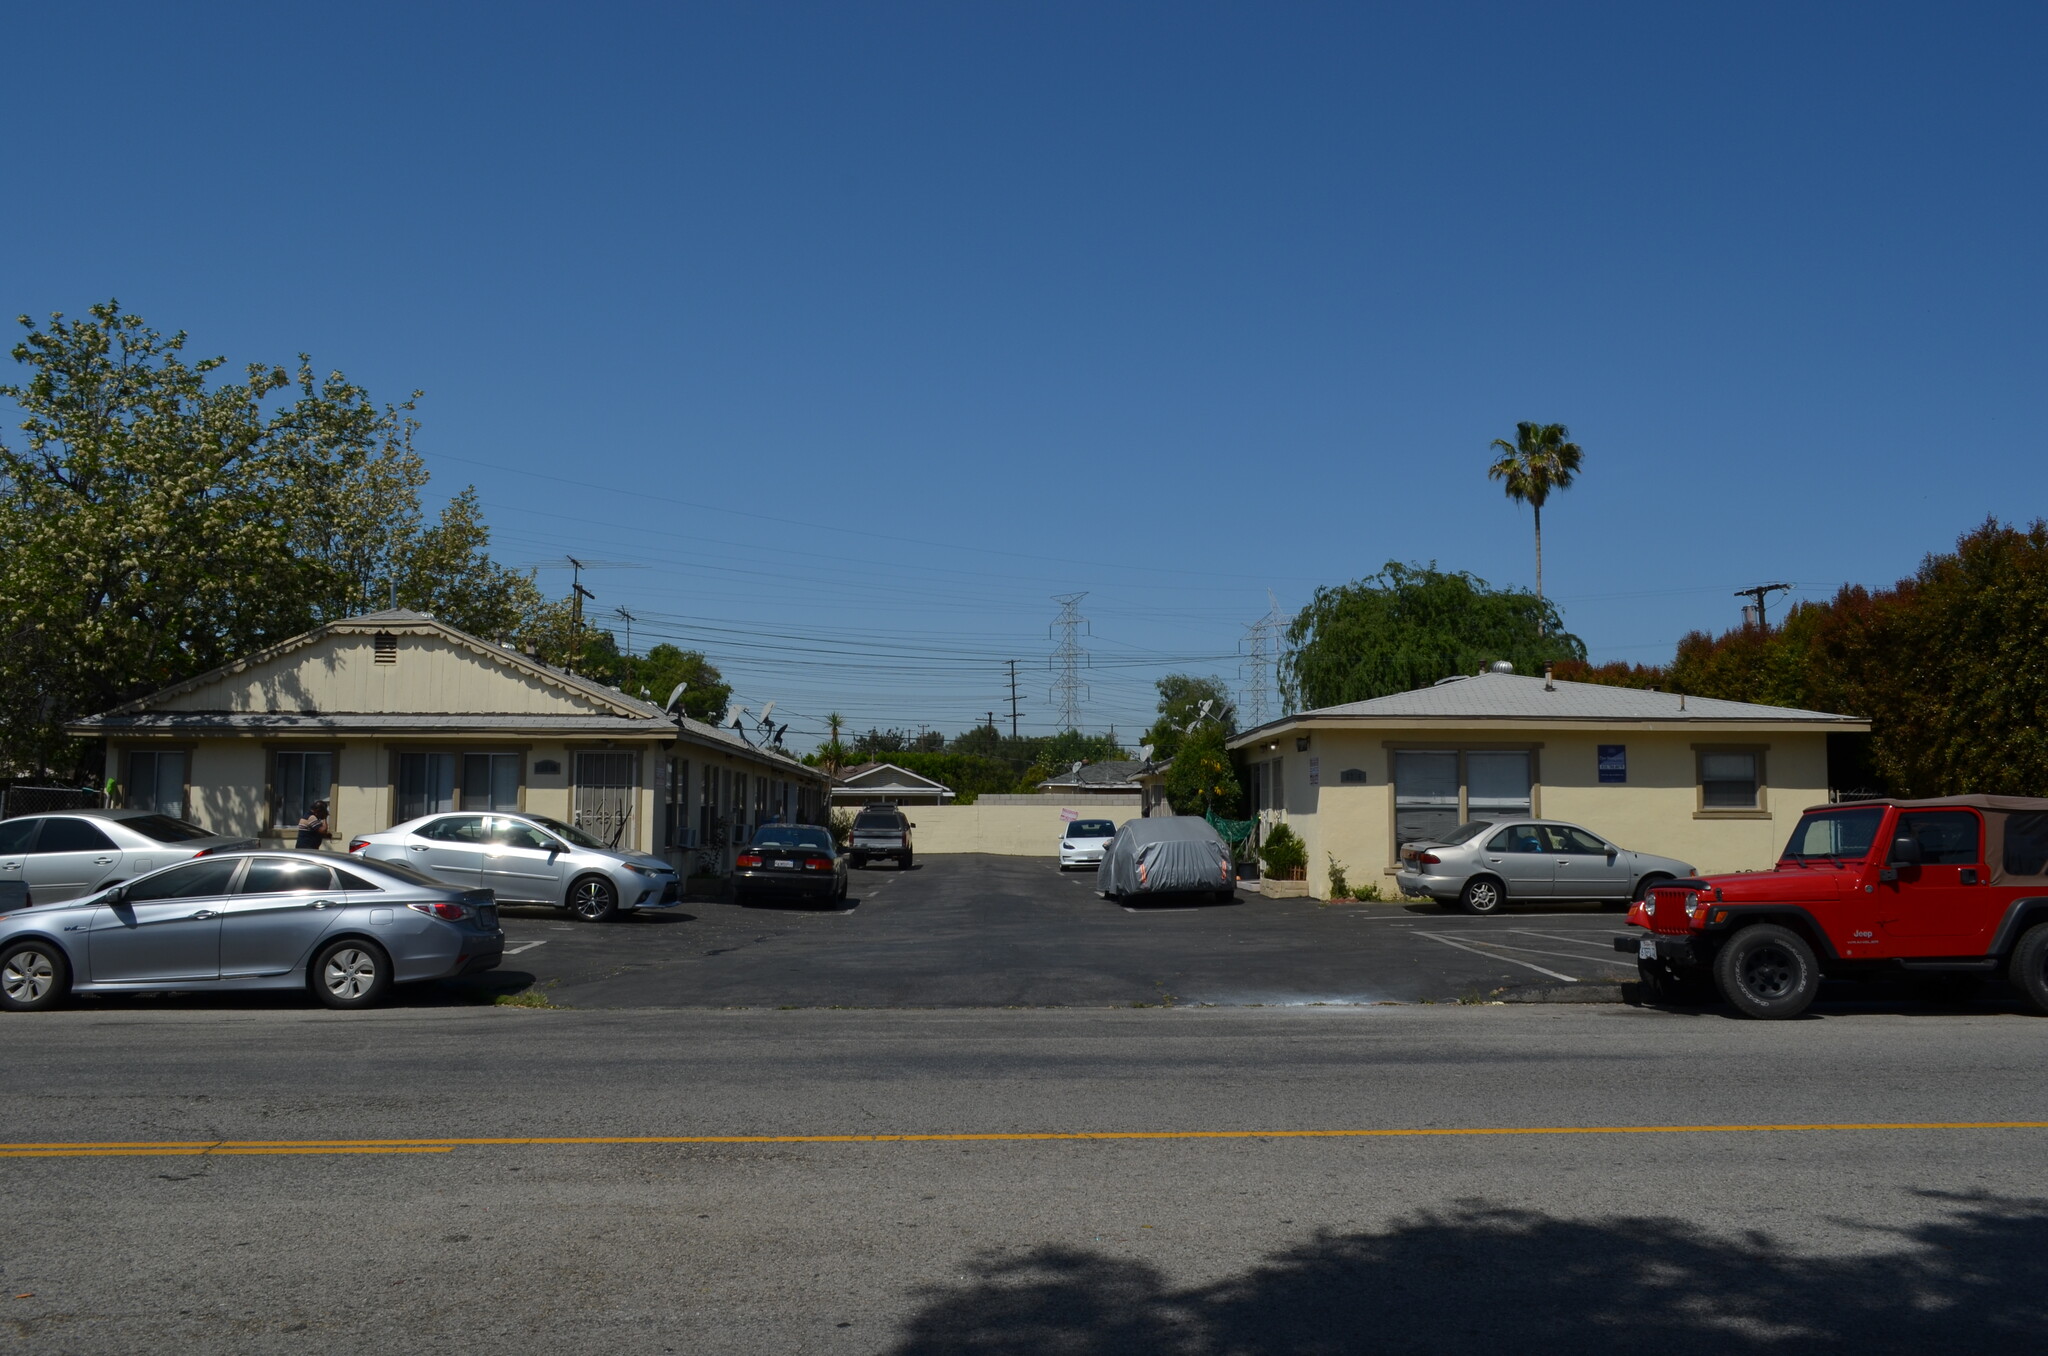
1047,593,1091,732
1240,591,1286,725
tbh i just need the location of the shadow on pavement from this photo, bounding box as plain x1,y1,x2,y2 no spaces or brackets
888,1193,2048,1355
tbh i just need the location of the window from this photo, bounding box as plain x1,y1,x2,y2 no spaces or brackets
0,819,38,854
750,826,833,852
273,750,334,830
333,866,379,890
662,757,689,850
1393,751,1459,846
462,753,520,812
1895,812,1981,866
127,750,188,819
397,752,458,821
1070,820,1117,838
34,818,115,854
238,858,336,894
855,810,906,830
124,857,242,902
1783,808,1883,860
699,763,717,846
1395,750,1534,855
122,815,213,844
1487,825,1545,853
2005,813,2048,877
1440,821,1495,847
528,814,606,849
1543,825,1611,855
1699,751,1760,809
419,816,487,843
485,819,554,851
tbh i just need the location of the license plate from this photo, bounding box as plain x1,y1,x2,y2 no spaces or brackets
1638,938,1657,960
774,859,794,869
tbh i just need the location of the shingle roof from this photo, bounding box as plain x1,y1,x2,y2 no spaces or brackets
1231,671,1863,745
1037,759,1148,788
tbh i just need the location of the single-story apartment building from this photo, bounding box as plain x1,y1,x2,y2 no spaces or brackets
1226,669,1869,900
67,609,828,869
831,762,956,807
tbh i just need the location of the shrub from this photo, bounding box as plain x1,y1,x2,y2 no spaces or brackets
1260,823,1307,880
1326,854,1351,899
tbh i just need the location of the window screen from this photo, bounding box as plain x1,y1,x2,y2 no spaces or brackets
398,752,458,821
273,750,334,830
128,750,188,819
1393,751,1459,846
1466,752,1532,817
462,753,520,811
1700,752,1759,808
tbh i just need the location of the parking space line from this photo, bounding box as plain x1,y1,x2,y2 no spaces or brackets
1412,931,1580,982
1512,929,1632,950
503,940,549,955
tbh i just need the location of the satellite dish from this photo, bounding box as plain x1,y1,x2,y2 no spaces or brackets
722,702,749,727
1069,760,1083,775
665,682,688,713
759,701,776,723
1138,744,1154,763
1196,699,1214,720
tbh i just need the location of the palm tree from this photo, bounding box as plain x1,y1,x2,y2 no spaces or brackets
1487,422,1584,613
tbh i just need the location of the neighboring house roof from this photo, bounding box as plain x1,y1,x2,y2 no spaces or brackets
66,609,823,780
1036,759,1149,790
1228,671,1867,748
833,762,955,795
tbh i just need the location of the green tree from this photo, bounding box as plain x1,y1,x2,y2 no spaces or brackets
1284,562,1586,710
0,301,530,774
1142,674,1238,762
622,644,732,725
1487,421,1584,611
1160,721,1242,816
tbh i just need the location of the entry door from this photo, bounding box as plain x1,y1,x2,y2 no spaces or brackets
1482,824,1555,899
1877,810,1998,953
480,819,567,903
1546,825,1633,900
219,858,345,978
85,856,239,983
24,817,123,902
574,752,638,847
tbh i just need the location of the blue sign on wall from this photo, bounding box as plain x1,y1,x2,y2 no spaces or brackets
1597,745,1627,784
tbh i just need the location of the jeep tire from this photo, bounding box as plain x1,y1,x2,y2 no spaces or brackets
2009,922,2048,1015
1713,923,1820,1019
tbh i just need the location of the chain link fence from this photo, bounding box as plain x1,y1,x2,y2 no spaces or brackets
0,785,105,820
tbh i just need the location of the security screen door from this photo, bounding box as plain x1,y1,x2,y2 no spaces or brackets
574,752,638,847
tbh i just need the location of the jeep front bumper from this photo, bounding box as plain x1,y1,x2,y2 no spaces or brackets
1616,934,1700,965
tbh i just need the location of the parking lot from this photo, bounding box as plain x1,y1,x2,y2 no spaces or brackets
456,853,1643,1008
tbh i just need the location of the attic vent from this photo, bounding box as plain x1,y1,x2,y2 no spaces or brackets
373,632,398,664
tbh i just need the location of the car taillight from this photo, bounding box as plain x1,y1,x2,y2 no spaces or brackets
804,857,832,871
407,901,468,922
736,854,762,868
1418,853,1441,865
348,837,371,854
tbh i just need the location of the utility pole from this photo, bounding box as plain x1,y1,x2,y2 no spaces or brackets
1006,660,1024,739
615,607,636,658
1048,593,1090,733
1733,583,1793,629
566,556,596,636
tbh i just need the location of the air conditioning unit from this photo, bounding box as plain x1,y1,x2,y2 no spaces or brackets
675,827,699,849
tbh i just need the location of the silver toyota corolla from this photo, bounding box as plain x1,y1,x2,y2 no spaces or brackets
349,811,680,922
0,850,503,1012
1395,818,1696,915
0,809,258,909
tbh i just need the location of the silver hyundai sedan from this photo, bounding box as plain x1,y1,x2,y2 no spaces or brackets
349,811,680,922
0,850,503,1012
1395,818,1697,915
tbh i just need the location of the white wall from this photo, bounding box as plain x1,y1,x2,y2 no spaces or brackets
907,798,1142,855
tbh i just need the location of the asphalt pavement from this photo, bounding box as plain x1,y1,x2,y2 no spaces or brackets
455,853,1646,1008
2,1003,2044,1353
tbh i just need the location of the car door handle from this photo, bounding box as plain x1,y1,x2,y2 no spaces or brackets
409,845,429,852
94,856,117,864
190,910,217,920
311,899,336,910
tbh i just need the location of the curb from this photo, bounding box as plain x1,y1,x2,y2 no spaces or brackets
1499,983,1628,1004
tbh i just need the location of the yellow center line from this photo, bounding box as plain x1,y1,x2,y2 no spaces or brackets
1,1122,2044,1157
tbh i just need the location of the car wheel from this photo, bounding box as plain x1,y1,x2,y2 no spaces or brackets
2009,922,2048,1015
1457,876,1505,915
567,874,619,923
1713,924,1819,1019
311,939,391,1010
0,940,69,1012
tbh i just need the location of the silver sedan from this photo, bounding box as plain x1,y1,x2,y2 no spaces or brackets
349,811,680,922
1395,819,1697,915
0,810,257,908
0,850,503,1011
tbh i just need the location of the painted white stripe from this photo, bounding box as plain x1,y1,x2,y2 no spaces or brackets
503,940,549,955
1412,931,1579,983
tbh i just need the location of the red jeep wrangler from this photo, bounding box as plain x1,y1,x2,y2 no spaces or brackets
1618,796,2048,1018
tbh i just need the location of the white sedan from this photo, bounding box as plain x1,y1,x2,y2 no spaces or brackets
1057,818,1119,870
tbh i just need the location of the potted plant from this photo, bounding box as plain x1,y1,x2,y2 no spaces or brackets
1258,823,1310,898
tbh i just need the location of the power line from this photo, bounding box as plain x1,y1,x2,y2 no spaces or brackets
1048,593,1090,732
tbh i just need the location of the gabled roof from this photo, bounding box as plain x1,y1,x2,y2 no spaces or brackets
1037,759,1148,789
1230,671,1866,747
834,761,955,793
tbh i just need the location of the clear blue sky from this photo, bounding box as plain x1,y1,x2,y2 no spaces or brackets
6,2,2042,747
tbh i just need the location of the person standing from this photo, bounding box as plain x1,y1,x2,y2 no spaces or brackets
295,799,330,849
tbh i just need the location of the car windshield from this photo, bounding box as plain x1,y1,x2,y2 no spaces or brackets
1068,820,1115,838
525,815,607,849
752,826,833,852
1783,808,1885,861
1439,821,1495,846
122,814,217,843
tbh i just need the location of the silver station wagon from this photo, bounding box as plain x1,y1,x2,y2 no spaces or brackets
350,811,680,922
1396,818,1696,915
0,850,503,1012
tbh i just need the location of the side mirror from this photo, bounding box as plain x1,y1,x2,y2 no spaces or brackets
1889,835,1923,867
909,823,917,829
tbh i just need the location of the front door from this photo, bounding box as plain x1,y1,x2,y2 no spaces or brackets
411,815,488,887
1545,825,1634,901
219,857,346,978
1482,824,1554,899
479,818,567,903
85,856,238,983
24,817,122,902
1876,810,1999,954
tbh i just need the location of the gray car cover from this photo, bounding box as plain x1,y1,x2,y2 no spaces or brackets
1096,816,1235,897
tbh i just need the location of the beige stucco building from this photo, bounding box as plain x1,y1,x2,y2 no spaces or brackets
1226,670,1869,900
67,610,827,866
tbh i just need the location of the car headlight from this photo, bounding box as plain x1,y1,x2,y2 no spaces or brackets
624,864,658,877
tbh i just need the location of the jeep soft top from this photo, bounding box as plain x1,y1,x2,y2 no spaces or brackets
1620,795,2048,1018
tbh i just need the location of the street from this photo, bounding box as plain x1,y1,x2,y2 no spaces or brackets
2,1003,2044,1353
